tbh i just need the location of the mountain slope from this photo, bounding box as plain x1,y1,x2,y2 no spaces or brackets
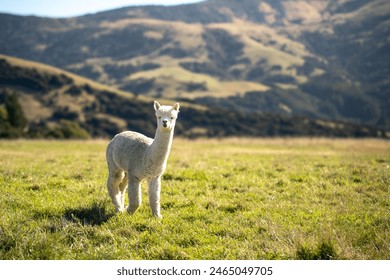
1,54,385,139
0,0,389,130
0,54,155,137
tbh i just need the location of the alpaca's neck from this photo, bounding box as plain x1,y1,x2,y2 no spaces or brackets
148,129,174,166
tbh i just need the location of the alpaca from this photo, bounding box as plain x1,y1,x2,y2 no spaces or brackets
105,101,179,218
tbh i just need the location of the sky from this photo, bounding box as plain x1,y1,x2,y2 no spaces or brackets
0,0,205,18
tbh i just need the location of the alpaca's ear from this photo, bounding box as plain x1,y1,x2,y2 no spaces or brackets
154,101,161,111
173,103,180,112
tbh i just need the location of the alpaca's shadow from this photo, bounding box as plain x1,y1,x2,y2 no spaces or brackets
64,202,114,226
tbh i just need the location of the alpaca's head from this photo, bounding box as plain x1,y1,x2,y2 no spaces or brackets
154,101,180,132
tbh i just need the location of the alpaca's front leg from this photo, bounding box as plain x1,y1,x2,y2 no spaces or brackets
148,177,162,218
127,178,142,215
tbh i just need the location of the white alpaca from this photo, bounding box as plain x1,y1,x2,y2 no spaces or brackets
105,101,180,218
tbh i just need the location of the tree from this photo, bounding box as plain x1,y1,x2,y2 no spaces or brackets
0,92,28,138
5,93,27,129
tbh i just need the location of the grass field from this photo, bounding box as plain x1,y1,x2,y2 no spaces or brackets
0,138,389,260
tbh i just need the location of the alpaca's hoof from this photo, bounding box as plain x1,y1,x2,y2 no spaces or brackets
127,205,140,215
153,213,163,219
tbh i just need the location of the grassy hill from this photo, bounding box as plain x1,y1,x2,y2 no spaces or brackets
0,0,389,132
1,54,386,139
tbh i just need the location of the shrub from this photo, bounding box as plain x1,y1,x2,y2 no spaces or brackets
47,120,91,139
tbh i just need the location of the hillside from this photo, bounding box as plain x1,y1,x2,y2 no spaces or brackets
0,0,389,130
0,54,148,138
1,54,385,139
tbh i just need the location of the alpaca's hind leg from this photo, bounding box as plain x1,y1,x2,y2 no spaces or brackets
148,177,162,218
127,178,142,215
118,172,128,210
107,170,126,212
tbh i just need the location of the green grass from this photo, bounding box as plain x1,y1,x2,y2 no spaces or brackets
0,138,389,260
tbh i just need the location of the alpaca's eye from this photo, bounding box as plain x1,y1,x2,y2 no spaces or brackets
170,117,174,120
158,117,161,119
